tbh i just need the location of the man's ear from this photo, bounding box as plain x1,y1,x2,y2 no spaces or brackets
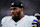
20,8,23,12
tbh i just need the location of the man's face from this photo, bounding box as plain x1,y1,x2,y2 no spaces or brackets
10,7,20,17
10,7,23,21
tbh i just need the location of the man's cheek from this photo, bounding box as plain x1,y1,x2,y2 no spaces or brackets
16,13,18,16
15,12,19,15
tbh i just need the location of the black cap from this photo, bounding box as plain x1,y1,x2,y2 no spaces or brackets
11,2,23,8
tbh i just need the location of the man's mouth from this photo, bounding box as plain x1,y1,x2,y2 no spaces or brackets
12,13,15,16
12,14,15,16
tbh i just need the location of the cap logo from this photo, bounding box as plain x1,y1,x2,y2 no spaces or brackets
21,4,23,6
11,3,14,5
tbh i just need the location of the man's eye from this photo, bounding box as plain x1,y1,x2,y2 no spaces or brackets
11,9,12,10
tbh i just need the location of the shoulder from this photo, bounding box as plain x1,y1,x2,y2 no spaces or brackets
24,15,36,19
29,16,37,20
24,15,38,21
1,16,12,24
24,15,29,18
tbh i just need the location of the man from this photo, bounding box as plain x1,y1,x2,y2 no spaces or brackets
1,1,38,27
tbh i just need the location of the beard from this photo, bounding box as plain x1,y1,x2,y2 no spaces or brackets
12,11,20,22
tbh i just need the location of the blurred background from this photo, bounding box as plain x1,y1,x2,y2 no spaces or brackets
0,0,40,27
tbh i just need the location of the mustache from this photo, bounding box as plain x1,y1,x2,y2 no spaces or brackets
11,13,15,15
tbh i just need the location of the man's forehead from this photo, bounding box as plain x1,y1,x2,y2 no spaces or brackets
10,7,20,9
